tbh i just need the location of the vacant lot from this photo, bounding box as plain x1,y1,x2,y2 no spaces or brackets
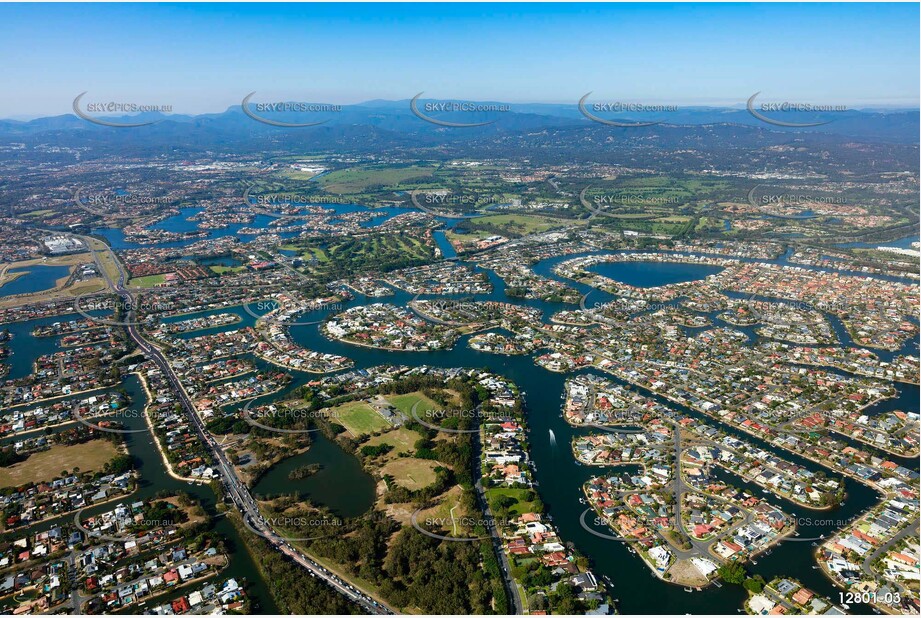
485,486,540,516
329,400,390,437
0,440,120,488
380,458,439,490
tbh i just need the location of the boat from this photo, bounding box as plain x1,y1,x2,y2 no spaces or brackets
841,604,850,610
683,587,694,593
713,580,722,588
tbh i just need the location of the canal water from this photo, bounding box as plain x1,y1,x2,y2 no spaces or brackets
2,343,279,612
5,215,918,614
0,264,72,297
92,204,415,251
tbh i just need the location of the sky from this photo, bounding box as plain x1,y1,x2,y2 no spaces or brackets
1,2,918,118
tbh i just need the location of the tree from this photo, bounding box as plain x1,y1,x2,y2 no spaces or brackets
717,562,747,585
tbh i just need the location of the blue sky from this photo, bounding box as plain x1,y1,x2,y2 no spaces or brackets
1,2,918,118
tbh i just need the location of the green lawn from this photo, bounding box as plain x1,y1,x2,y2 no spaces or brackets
484,487,539,516
315,165,435,193
385,392,442,419
129,274,167,288
364,427,419,457
210,265,247,275
329,400,391,436
468,213,580,235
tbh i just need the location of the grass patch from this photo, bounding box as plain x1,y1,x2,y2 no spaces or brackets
210,265,247,275
21,209,55,218
66,280,106,296
129,273,167,288
364,427,419,459
380,458,440,490
0,440,119,487
384,391,442,418
470,214,576,234
484,487,539,516
413,486,474,533
329,400,391,437
316,165,435,193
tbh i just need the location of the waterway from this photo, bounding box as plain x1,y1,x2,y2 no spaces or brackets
92,204,414,251
0,264,72,297
4,217,918,614
1,336,279,612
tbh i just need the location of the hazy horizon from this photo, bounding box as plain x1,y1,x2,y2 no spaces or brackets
1,2,918,118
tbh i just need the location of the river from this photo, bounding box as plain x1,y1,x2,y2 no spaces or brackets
4,216,918,614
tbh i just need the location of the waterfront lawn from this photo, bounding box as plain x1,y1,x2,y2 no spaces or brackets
0,440,119,487
330,400,391,437
129,273,167,288
484,487,539,516
380,458,440,490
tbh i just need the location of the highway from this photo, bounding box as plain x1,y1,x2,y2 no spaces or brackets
77,234,394,615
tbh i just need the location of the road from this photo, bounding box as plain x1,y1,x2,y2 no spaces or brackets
77,234,394,615
861,515,920,578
